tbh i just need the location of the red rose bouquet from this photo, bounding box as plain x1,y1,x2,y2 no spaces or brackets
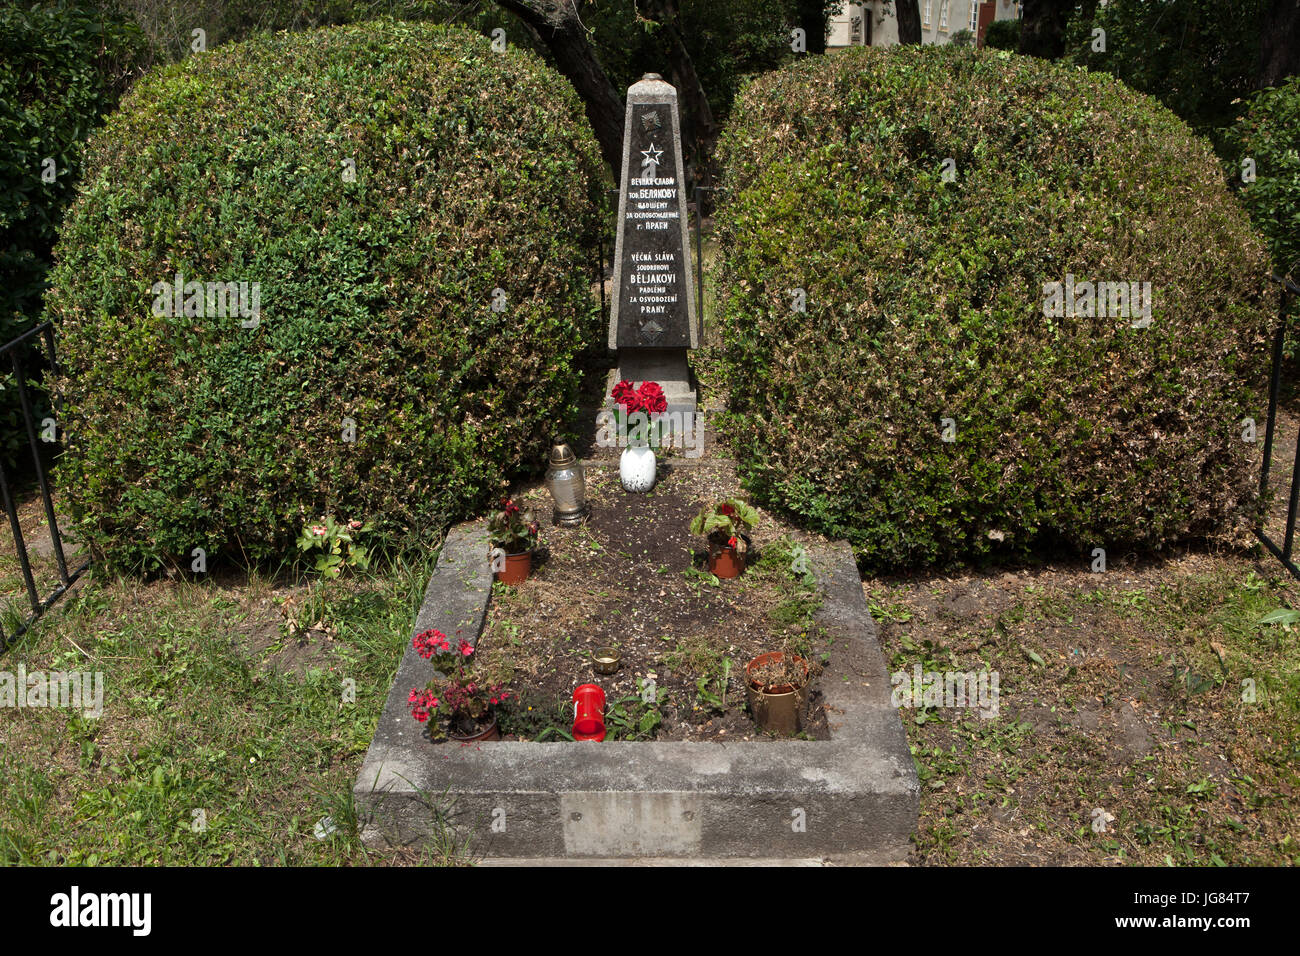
610,379,669,447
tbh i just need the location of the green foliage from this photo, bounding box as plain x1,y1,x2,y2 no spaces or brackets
688,497,759,540
714,46,1272,572
295,516,372,579
0,1,151,468
604,680,666,740
949,28,974,49
100,0,498,64
580,0,826,153
981,18,1019,51
1064,0,1266,152
0,0,150,340
1226,76,1300,282
45,20,604,571
486,499,539,554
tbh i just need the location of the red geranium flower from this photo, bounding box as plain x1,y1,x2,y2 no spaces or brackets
413,628,451,659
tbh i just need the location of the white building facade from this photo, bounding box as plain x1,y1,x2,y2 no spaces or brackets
827,1,1022,49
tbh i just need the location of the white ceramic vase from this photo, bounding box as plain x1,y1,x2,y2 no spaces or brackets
619,445,657,492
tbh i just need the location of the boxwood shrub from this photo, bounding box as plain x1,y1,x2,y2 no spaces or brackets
713,46,1273,570
45,20,604,571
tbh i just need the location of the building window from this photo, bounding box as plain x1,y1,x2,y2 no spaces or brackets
970,1,980,33
923,0,932,28
939,0,949,30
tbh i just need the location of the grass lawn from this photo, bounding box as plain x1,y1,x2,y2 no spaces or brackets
869,552,1300,865
0,501,458,864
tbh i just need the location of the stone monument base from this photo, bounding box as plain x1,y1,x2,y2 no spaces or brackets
610,348,696,412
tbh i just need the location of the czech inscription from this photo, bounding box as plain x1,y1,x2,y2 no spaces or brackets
613,100,693,349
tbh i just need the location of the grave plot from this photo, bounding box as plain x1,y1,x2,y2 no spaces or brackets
353,459,918,862
478,465,834,743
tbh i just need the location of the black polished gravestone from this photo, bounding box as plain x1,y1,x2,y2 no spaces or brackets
607,74,699,412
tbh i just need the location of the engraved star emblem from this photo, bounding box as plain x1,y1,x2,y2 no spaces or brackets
640,141,664,174
642,111,661,132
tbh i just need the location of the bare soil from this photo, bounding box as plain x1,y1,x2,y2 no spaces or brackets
479,459,833,741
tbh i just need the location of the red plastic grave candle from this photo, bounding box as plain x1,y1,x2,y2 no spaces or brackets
572,684,606,741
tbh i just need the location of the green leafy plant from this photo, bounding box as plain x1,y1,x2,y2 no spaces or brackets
0,1,151,470
695,657,732,712
1064,0,1267,152
487,498,539,554
296,516,372,579
689,498,759,547
1257,607,1300,627
981,18,1019,50
604,680,666,740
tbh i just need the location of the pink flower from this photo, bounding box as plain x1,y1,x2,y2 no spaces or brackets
407,688,438,722
312,526,326,536
413,629,451,659
458,639,473,657
348,519,363,530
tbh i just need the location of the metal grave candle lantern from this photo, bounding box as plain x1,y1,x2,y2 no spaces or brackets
544,442,588,526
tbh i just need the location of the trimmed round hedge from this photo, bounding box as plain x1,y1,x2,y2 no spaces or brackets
713,46,1273,570
46,20,604,571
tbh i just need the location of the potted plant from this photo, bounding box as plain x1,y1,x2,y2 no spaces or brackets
611,379,667,492
488,498,539,585
689,498,759,578
408,628,511,742
744,646,810,736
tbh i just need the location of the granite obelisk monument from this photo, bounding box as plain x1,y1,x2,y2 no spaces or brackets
608,73,699,414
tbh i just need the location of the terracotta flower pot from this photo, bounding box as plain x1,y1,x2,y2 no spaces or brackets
708,542,745,579
745,652,809,736
495,549,532,585
449,712,501,743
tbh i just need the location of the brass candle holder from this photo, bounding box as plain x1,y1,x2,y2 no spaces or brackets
593,646,621,675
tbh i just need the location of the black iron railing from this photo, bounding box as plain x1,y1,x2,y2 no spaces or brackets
1256,274,1300,577
0,322,88,653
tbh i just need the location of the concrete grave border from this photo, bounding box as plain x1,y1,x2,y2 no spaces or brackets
354,520,918,862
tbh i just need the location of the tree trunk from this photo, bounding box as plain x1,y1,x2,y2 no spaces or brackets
1018,0,1075,59
796,0,829,54
1259,0,1300,88
640,0,719,186
895,0,922,44
496,0,625,173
